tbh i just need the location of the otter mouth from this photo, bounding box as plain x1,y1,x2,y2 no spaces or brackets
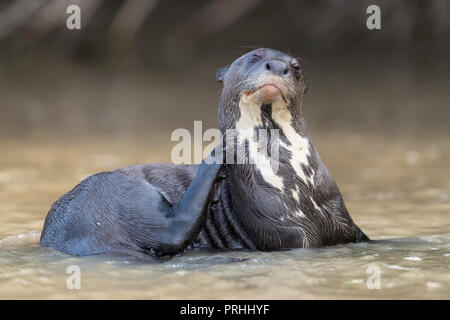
244,82,287,104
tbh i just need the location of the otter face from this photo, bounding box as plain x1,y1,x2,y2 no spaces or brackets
217,48,305,107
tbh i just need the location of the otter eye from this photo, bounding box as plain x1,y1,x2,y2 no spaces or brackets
250,54,262,63
292,64,301,77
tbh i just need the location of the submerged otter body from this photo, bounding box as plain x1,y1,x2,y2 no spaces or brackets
40,48,368,259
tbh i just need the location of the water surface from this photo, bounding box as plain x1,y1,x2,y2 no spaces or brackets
0,134,448,299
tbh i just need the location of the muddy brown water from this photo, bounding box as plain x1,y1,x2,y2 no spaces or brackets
0,133,448,299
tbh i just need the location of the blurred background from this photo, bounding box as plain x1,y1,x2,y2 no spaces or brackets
0,0,449,141
0,0,449,300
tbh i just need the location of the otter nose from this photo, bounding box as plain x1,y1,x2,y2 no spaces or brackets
264,60,289,77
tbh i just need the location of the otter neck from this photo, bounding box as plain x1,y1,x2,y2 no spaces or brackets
222,97,315,192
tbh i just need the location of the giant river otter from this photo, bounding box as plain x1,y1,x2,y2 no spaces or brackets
40,48,369,260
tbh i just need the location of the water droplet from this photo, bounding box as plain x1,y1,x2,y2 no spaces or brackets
404,256,422,261
427,282,441,289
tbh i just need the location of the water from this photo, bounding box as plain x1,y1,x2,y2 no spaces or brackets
0,134,449,299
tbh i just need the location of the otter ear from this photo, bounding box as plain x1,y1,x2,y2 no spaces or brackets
216,67,229,83
303,83,308,95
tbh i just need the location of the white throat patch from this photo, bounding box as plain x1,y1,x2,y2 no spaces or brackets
235,95,284,190
235,94,314,191
271,99,314,186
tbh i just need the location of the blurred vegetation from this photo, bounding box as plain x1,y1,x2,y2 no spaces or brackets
0,0,448,72
0,0,448,140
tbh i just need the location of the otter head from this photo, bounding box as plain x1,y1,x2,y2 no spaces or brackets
216,48,306,131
